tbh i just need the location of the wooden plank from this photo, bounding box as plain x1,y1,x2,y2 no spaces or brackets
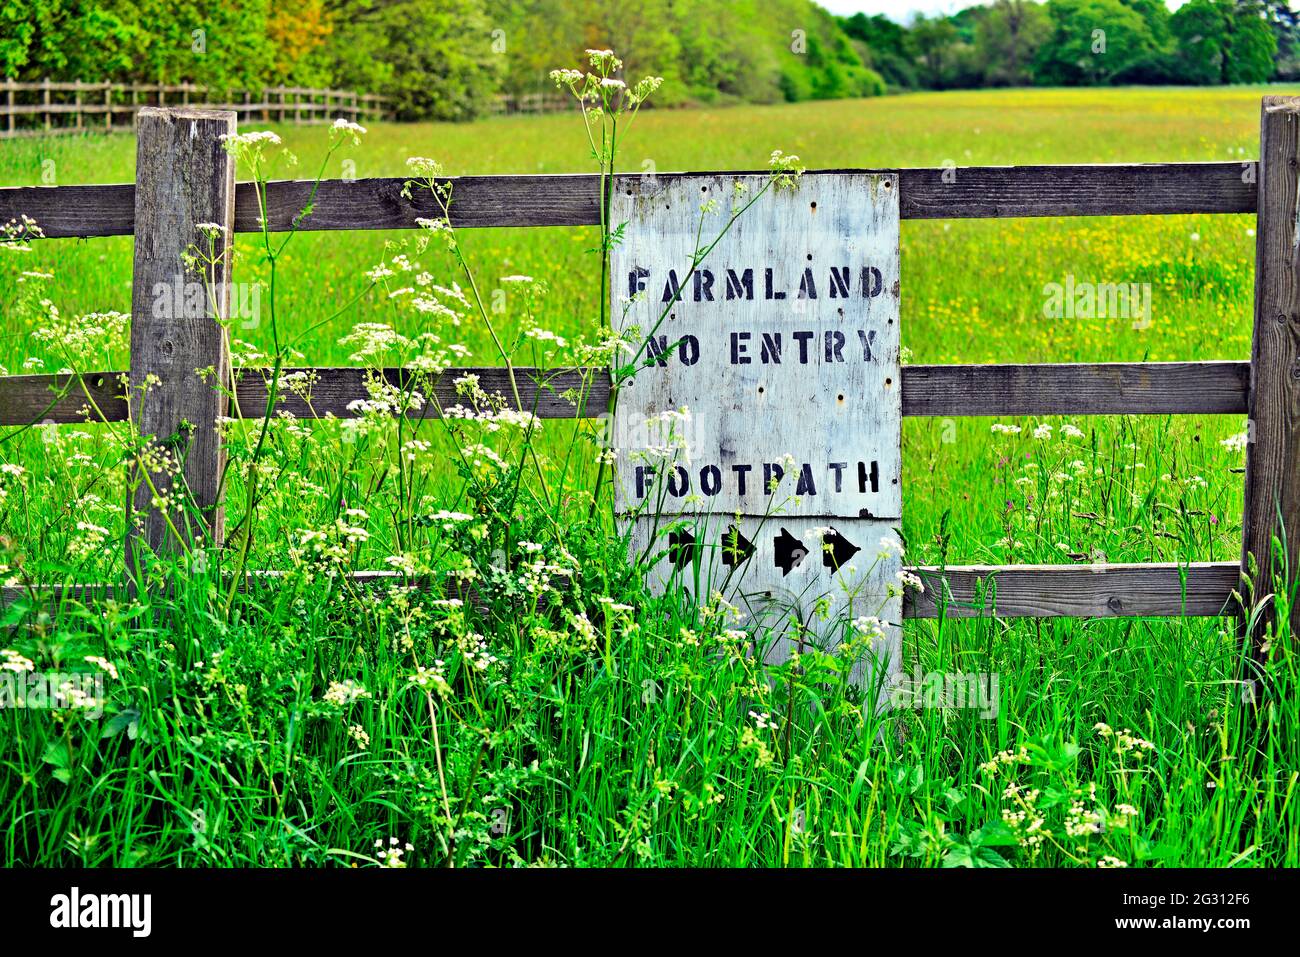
0,361,1250,426
249,164,1261,231
1241,95,1300,657
0,164,1258,240
0,367,602,425
0,183,134,238
902,361,1250,416
905,561,1239,619
125,108,236,577
4,561,1240,619
230,366,605,419
0,371,126,425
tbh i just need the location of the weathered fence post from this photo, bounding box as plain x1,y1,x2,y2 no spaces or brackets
1241,95,1300,660
125,108,236,582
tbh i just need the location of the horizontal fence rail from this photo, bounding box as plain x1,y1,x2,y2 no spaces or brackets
906,562,1239,619
0,360,1252,427
0,561,1242,620
0,163,1258,240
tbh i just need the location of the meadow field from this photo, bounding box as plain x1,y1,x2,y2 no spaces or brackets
0,86,1296,867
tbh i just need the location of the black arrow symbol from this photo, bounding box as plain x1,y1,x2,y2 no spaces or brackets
822,527,861,571
773,527,807,576
721,525,755,566
668,530,696,571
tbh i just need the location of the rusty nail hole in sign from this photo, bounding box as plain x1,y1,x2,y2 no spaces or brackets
837,393,844,402
885,378,893,387
758,386,765,394
810,201,817,210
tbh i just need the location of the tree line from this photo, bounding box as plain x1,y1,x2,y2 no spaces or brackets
848,0,1291,90
0,1,1293,122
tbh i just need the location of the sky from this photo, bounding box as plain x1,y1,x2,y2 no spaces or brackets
816,0,1190,22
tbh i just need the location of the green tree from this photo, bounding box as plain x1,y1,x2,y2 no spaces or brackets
1222,0,1278,83
323,0,501,120
1266,0,1300,79
1169,0,1277,84
1170,0,1227,84
911,14,960,88
129,1,279,91
0,0,135,81
975,0,1051,85
1035,0,1159,85
1115,0,1175,81
841,12,918,88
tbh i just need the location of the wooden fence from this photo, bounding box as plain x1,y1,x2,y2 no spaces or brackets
491,92,573,115
0,80,390,137
0,101,1296,661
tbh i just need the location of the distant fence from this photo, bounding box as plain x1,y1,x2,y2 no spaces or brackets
1,101,1298,674
0,79,390,137
491,92,573,115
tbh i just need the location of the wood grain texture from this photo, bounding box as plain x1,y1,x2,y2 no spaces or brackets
0,163,1257,239
0,361,1250,426
1241,96,1300,655
902,361,1250,416
905,561,1239,619
3,561,1240,619
229,366,605,419
0,371,127,425
126,108,235,574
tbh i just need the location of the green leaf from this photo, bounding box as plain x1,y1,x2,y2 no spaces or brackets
972,819,1019,848
102,707,141,740
41,739,70,770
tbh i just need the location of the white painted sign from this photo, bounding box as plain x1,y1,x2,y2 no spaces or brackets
611,173,903,689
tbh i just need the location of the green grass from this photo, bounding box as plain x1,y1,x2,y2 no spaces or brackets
0,86,1296,867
